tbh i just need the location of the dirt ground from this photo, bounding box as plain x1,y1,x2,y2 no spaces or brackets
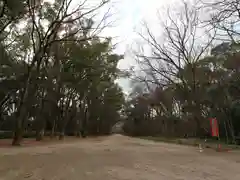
0,135,239,180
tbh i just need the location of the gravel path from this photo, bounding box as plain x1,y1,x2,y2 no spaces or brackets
0,135,239,180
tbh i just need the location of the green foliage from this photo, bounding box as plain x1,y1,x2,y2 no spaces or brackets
0,0,125,144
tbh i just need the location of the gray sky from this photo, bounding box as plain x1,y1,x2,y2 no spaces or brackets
71,0,178,93
101,0,177,93
88,0,232,95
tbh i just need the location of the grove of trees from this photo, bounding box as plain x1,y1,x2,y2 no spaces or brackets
123,0,240,144
1,0,240,146
0,0,125,145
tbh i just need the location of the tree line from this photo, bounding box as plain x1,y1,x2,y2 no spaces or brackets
1,0,240,146
0,0,125,145
123,0,240,144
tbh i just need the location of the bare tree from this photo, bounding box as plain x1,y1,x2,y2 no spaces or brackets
134,0,216,135
203,0,240,42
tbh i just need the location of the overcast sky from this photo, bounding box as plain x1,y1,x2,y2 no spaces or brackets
70,0,228,94
99,0,178,93
72,0,178,93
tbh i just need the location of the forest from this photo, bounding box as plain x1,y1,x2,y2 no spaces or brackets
0,0,240,146
0,0,125,145
123,0,240,145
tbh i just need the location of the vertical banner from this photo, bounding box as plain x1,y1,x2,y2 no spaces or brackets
210,118,219,137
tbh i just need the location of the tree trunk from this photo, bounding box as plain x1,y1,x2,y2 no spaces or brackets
74,119,80,137
35,96,45,141
223,108,236,144
58,112,71,140
59,131,64,140
36,122,45,141
12,103,28,146
50,119,56,138
12,56,38,146
36,129,45,141
223,119,229,144
81,115,87,138
58,120,65,140
12,124,23,146
227,118,236,144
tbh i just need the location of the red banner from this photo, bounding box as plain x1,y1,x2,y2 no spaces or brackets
210,118,219,137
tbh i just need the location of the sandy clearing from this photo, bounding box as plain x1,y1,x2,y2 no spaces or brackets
0,135,239,180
